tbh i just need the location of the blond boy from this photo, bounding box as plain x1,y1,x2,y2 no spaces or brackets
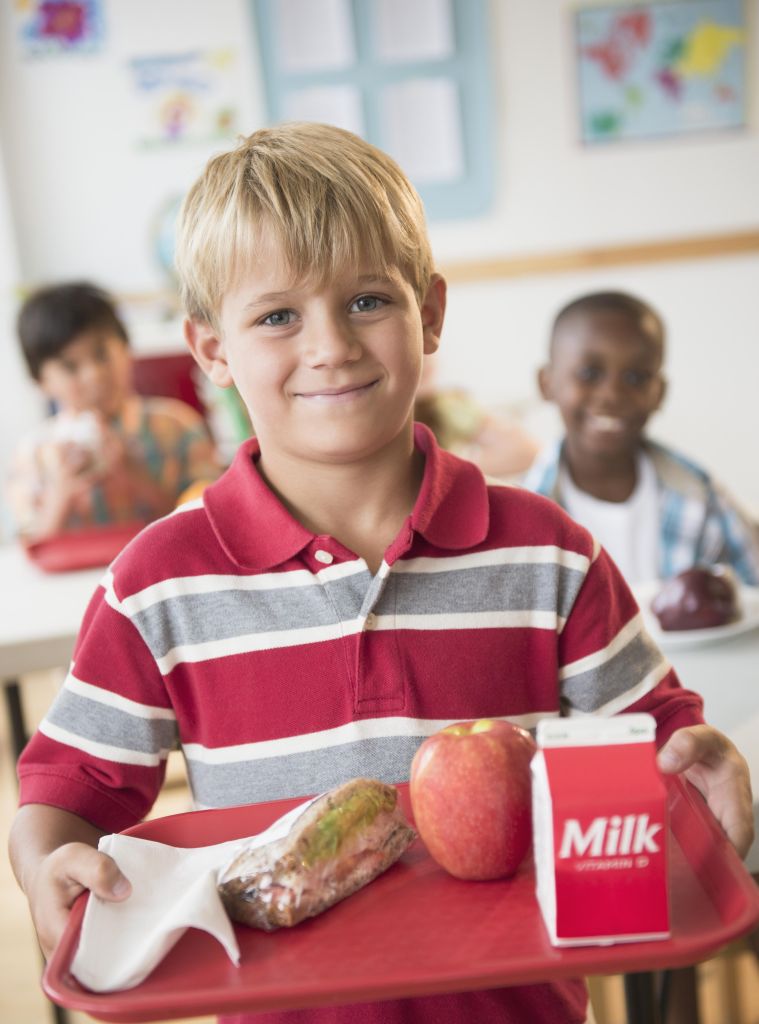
10,125,753,1024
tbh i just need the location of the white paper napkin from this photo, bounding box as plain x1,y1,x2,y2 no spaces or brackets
71,799,314,992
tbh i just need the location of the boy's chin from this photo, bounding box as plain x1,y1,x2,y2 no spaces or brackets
305,425,412,464
569,427,640,459
582,437,640,461
89,395,127,418
313,441,396,465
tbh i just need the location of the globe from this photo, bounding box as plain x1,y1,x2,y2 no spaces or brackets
152,194,184,286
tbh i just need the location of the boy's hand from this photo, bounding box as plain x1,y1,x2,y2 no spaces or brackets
657,725,754,859
54,441,98,478
27,842,131,959
45,441,99,485
29,441,99,537
95,422,131,477
94,419,176,518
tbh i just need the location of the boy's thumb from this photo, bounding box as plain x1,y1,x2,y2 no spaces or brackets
80,849,131,901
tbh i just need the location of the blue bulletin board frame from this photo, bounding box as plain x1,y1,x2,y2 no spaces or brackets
250,0,494,221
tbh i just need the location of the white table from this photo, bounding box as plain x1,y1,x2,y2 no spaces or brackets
0,544,103,1024
0,544,103,758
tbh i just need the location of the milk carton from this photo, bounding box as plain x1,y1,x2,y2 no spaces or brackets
531,714,670,946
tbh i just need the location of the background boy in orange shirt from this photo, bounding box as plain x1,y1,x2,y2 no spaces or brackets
6,281,221,539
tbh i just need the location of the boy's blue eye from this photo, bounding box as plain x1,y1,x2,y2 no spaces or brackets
351,295,384,313
262,310,295,327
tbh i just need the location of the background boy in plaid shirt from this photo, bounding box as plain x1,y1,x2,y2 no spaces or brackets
525,290,759,585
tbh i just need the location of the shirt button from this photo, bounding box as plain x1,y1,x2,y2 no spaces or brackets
314,549,334,565
364,612,378,630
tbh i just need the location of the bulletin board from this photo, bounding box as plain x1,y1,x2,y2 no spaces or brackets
251,0,495,221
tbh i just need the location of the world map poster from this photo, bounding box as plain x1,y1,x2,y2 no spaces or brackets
575,0,747,144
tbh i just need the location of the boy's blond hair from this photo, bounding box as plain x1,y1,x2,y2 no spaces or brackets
175,122,434,329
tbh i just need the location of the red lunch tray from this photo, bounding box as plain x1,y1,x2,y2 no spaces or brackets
43,777,759,1022
24,522,145,573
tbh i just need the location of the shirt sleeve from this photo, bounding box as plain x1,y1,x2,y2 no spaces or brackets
17,575,178,833
557,541,704,746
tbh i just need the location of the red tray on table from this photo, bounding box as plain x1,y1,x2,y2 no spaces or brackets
24,522,145,573
43,777,759,1023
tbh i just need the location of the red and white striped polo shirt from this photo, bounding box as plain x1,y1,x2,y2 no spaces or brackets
18,425,702,1024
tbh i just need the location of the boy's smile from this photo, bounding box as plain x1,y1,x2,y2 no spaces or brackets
293,380,380,403
186,259,445,476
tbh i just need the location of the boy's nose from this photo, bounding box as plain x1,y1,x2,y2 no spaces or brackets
303,318,361,367
80,359,109,387
596,373,627,407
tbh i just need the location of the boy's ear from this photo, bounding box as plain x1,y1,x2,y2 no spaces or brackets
183,318,233,389
654,374,667,410
421,274,446,356
537,364,554,402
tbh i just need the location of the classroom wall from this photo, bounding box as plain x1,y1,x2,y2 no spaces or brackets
0,147,41,479
1,0,758,516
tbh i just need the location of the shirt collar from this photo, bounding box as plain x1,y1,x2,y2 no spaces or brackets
408,423,490,551
203,424,490,571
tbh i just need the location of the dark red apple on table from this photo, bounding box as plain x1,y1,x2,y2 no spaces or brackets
409,719,537,880
651,565,740,631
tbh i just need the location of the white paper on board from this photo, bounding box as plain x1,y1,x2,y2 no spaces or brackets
380,77,464,184
372,0,455,63
284,84,365,136
275,0,356,73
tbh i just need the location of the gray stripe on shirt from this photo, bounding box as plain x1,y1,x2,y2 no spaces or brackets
46,689,178,755
132,586,351,660
130,561,587,660
561,631,665,713
394,563,584,617
185,735,426,807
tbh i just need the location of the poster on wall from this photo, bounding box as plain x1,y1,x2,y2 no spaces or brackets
575,0,747,144
127,50,240,150
15,0,104,57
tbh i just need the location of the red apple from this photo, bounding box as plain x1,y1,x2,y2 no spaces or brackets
409,719,537,881
651,565,739,631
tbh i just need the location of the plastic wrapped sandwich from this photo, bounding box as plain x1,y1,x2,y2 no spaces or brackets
217,778,416,930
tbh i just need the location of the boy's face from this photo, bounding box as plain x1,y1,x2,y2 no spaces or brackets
187,257,445,472
539,308,666,462
38,329,132,418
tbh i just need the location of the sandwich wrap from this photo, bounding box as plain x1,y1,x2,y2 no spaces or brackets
217,778,416,930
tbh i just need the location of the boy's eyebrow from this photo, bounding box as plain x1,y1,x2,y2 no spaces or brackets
241,273,398,312
242,291,295,311
355,272,397,285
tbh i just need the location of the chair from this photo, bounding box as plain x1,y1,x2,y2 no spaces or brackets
131,351,208,420
132,350,254,467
